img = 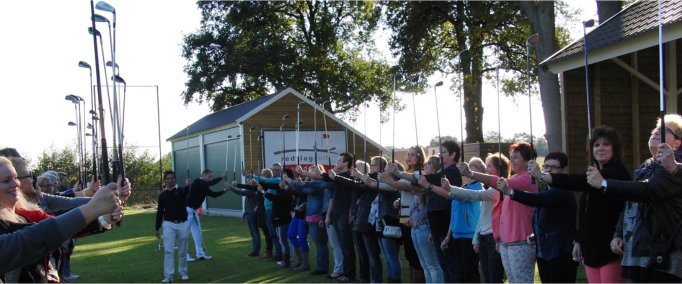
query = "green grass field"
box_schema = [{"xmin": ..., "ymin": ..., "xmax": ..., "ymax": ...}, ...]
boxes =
[{"xmin": 70, "ymin": 207, "xmax": 586, "ymax": 283}]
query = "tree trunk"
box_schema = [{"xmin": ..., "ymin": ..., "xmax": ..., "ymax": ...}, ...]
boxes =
[
  {"xmin": 520, "ymin": 1, "xmax": 563, "ymax": 152},
  {"xmin": 597, "ymin": 1, "xmax": 623, "ymax": 23}
]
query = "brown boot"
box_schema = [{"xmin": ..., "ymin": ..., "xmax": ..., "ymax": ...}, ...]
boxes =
[
  {"xmin": 278, "ymin": 254, "xmax": 291, "ymax": 269},
  {"xmin": 261, "ymin": 249, "xmax": 273, "ymax": 259}
]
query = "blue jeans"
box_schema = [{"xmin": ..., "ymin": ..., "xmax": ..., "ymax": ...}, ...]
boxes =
[
  {"xmin": 308, "ymin": 220, "xmax": 329, "ymax": 272},
  {"xmin": 432, "ymin": 231, "xmax": 458, "ymax": 282},
  {"xmin": 378, "ymin": 236, "xmax": 402, "ymax": 281},
  {"xmin": 412, "ymin": 225, "xmax": 443, "ymax": 283},
  {"xmin": 287, "ymin": 217, "xmax": 309, "ymax": 252},
  {"xmin": 245, "ymin": 211, "xmax": 261, "ymax": 254},
  {"xmin": 265, "ymin": 209, "xmax": 282, "ymax": 257},
  {"xmin": 276, "ymin": 222, "xmax": 291, "ymax": 255},
  {"xmin": 361, "ymin": 232, "xmax": 382, "ymax": 283},
  {"xmin": 333, "ymin": 214, "xmax": 355, "ymax": 280}
]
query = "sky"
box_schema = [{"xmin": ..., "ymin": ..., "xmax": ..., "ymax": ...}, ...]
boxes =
[{"xmin": 0, "ymin": 1, "xmax": 598, "ymax": 164}]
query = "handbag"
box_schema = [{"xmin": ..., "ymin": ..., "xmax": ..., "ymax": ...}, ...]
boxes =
[
  {"xmin": 383, "ymin": 223, "xmax": 402, "ymax": 239},
  {"xmin": 381, "ymin": 216, "xmax": 402, "ymax": 239}
]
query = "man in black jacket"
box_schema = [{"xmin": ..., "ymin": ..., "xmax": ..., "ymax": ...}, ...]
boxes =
[{"xmin": 186, "ymin": 169, "xmax": 228, "ymax": 261}]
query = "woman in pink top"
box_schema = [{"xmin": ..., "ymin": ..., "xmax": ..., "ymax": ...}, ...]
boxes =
[{"xmin": 460, "ymin": 142, "xmax": 538, "ymax": 283}]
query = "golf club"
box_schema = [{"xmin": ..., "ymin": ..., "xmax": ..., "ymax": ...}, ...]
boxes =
[
  {"xmin": 281, "ymin": 114, "xmax": 289, "ymax": 170},
  {"xmin": 456, "ymin": 50, "xmax": 468, "ymax": 163},
  {"xmin": 297, "ymin": 102, "xmax": 305, "ymax": 167},
  {"xmin": 582, "ymin": 20, "xmax": 595, "ymax": 165},
  {"xmin": 392, "ymin": 72, "xmax": 401, "ymax": 163},
  {"xmin": 78, "ymin": 61, "xmax": 98, "ymax": 179},
  {"xmin": 409, "ymin": 75, "xmax": 421, "ymax": 175},
  {"xmin": 378, "ymin": 96, "xmax": 387, "ymax": 173},
  {"xmin": 526, "ymin": 33, "xmax": 540, "ymax": 185},
  {"xmin": 321, "ymin": 101, "xmax": 331, "ymax": 168},
  {"xmin": 89, "ymin": 0, "xmax": 111, "ymax": 184},
  {"xmin": 496, "ymin": 66, "xmax": 502, "ymax": 171},
  {"xmin": 249, "ymin": 126, "xmax": 255, "ymax": 175},
  {"xmin": 226, "ymin": 135, "xmax": 232, "ymax": 171},
  {"xmin": 433, "ymin": 81, "xmax": 444, "ymax": 168},
  {"xmin": 657, "ymin": 0, "xmax": 665, "ymax": 143}
]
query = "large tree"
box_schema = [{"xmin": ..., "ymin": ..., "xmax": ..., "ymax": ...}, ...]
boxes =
[
  {"xmin": 520, "ymin": 1, "xmax": 563, "ymax": 152},
  {"xmin": 182, "ymin": 1, "xmax": 393, "ymax": 113},
  {"xmin": 384, "ymin": 1, "xmax": 535, "ymax": 143}
]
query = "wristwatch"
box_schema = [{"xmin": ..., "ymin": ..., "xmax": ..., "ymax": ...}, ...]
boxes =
[{"xmin": 600, "ymin": 179, "xmax": 608, "ymax": 193}]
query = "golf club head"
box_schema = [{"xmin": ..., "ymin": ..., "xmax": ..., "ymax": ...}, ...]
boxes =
[
  {"xmin": 458, "ymin": 50, "xmax": 469, "ymax": 58},
  {"xmin": 78, "ymin": 61, "xmax": 91, "ymax": 69},
  {"xmin": 583, "ymin": 19, "xmax": 595, "ymax": 28},
  {"xmin": 92, "ymin": 14, "xmax": 110, "ymax": 23},
  {"xmin": 88, "ymin": 27, "xmax": 101, "ymax": 37},
  {"xmin": 95, "ymin": 1, "xmax": 116, "ymax": 14},
  {"xmin": 112, "ymin": 75, "xmax": 126, "ymax": 84},
  {"xmin": 65, "ymin": 95, "xmax": 79, "ymax": 103},
  {"xmin": 106, "ymin": 61, "xmax": 119, "ymax": 69},
  {"xmin": 527, "ymin": 33, "xmax": 540, "ymax": 45}
]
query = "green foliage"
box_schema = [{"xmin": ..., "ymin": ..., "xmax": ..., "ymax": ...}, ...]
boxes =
[
  {"xmin": 428, "ymin": 135, "xmax": 459, "ymax": 146},
  {"xmin": 384, "ymin": 1, "xmax": 534, "ymax": 143},
  {"xmin": 32, "ymin": 145, "xmax": 168, "ymax": 205},
  {"xmin": 34, "ymin": 145, "xmax": 81, "ymax": 181},
  {"xmin": 182, "ymin": 1, "xmax": 393, "ymax": 114},
  {"xmin": 483, "ymin": 131, "xmax": 549, "ymax": 157}
]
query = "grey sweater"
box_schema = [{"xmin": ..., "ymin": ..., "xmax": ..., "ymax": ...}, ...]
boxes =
[{"xmin": 0, "ymin": 208, "xmax": 87, "ymax": 275}]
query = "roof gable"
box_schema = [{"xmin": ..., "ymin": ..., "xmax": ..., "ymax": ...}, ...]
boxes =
[
  {"xmin": 167, "ymin": 91, "xmax": 281, "ymax": 140},
  {"xmin": 541, "ymin": 0, "xmax": 682, "ymax": 72}
]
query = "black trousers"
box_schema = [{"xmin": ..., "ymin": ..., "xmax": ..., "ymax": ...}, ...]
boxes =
[
  {"xmin": 452, "ymin": 237, "xmax": 481, "ymax": 283},
  {"xmin": 537, "ymin": 253, "xmax": 578, "ymax": 283}
]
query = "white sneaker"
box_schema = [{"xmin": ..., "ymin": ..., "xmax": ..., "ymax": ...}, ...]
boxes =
[
  {"xmin": 63, "ymin": 274, "xmax": 80, "ymax": 281},
  {"xmin": 186, "ymin": 256, "xmax": 196, "ymax": 262},
  {"xmin": 161, "ymin": 277, "xmax": 173, "ymax": 283},
  {"xmin": 181, "ymin": 275, "xmax": 189, "ymax": 280},
  {"xmin": 197, "ymin": 255, "xmax": 213, "ymax": 260}
]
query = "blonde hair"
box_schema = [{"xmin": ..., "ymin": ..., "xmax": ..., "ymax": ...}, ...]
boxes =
[
  {"xmin": 260, "ymin": 168, "xmax": 273, "ymax": 178},
  {"xmin": 0, "ymin": 157, "xmax": 39, "ymax": 223},
  {"xmin": 657, "ymin": 114, "xmax": 682, "ymax": 137},
  {"xmin": 355, "ymin": 160, "xmax": 369, "ymax": 175},
  {"xmin": 469, "ymin": 157, "xmax": 486, "ymax": 173},
  {"xmin": 427, "ymin": 155, "xmax": 441, "ymax": 173}
]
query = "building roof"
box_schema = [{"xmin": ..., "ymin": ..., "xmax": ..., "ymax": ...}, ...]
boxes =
[
  {"xmin": 541, "ymin": 0, "xmax": 682, "ymax": 73},
  {"xmin": 167, "ymin": 91, "xmax": 280, "ymax": 140},
  {"xmin": 167, "ymin": 87, "xmax": 389, "ymax": 153}
]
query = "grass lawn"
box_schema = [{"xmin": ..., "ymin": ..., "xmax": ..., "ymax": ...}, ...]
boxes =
[{"xmin": 70, "ymin": 207, "xmax": 586, "ymax": 283}]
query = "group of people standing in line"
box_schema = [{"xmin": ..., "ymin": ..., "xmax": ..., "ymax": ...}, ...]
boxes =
[{"xmin": 156, "ymin": 114, "xmax": 682, "ymax": 283}]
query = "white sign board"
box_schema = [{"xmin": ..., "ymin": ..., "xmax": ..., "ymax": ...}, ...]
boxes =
[{"xmin": 263, "ymin": 130, "xmax": 347, "ymax": 171}]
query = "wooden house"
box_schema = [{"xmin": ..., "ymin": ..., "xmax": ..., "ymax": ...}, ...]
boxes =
[
  {"xmin": 167, "ymin": 88, "xmax": 386, "ymax": 216},
  {"xmin": 540, "ymin": 0, "xmax": 682, "ymax": 172}
]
